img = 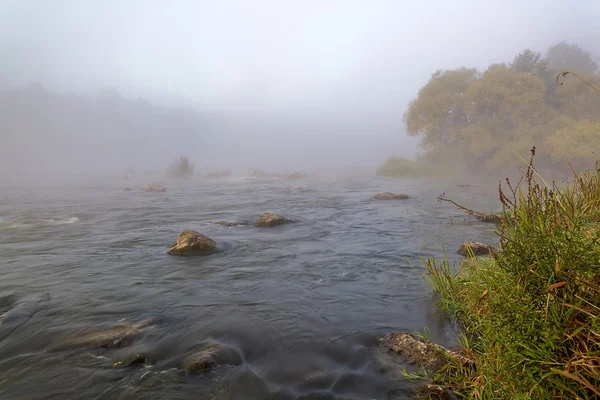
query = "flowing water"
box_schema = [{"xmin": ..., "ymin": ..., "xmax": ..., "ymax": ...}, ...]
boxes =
[{"xmin": 0, "ymin": 175, "xmax": 498, "ymax": 400}]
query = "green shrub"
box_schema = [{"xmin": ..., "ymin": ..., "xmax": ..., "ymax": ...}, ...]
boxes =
[
  {"xmin": 168, "ymin": 154, "xmax": 194, "ymax": 179},
  {"xmin": 425, "ymin": 149, "xmax": 600, "ymax": 399},
  {"xmin": 376, "ymin": 156, "xmax": 439, "ymax": 178}
]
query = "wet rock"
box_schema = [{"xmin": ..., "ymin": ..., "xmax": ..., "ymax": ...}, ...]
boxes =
[
  {"xmin": 63, "ymin": 320, "xmax": 155, "ymax": 349},
  {"xmin": 380, "ymin": 332, "xmax": 469, "ymax": 371},
  {"xmin": 287, "ymin": 172, "xmax": 306, "ymax": 180},
  {"xmin": 414, "ymin": 384, "xmax": 459, "ymax": 400},
  {"xmin": 141, "ymin": 183, "xmax": 166, "ymax": 193},
  {"xmin": 252, "ymin": 169, "xmax": 267, "ymax": 177},
  {"xmin": 213, "ymin": 221, "xmax": 247, "ymax": 227},
  {"xmin": 123, "ymin": 186, "xmax": 133, "ymax": 192},
  {"xmin": 373, "ymin": 193, "xmax": 409, "ymax": 200},
  {"xmin": 167, "ymin": 230, "xmax": 218, "ymax": 256},
  {"xmin": 253, "ymin": 213, "xmax": 292, "ymax": 228},
  {"xmin": 457, "ymin": 242, "xmax": 493, "ymax": 257},
  {"xmin": 182, "ymin": 344, "xmax": 220, "ymax": 373},
  {"xmin": 206, "ymin": 170, "xmax": 232, "ymax": 178},
  {"xmin": 113, "ymin": 353, "xmax": 148, "ymax": 368}
]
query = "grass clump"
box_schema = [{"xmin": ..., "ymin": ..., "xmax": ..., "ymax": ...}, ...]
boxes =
[
  {"xmin": 425, "ymin": 148, "xmax": 600, "ymax": 399},
  {"xmin": 168, "ymin": 154, "xmax": 195, "ymax": 179},
  {"xmin": 376, "ymin": 157, "xmax": 441, "ymax": 178}
]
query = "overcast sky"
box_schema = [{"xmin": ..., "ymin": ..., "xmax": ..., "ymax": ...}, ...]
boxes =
[{"xmin": 0, "ymin": 0, "xmax": 598, "ymax": 177}]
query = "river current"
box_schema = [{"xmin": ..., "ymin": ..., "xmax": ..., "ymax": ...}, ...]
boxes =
[{"xmin": 0, "ymin": 174, "xmax": 498, "ymax": 400}]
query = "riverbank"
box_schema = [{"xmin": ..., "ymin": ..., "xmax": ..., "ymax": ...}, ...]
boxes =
[{"xmin": 424, "ymin": 151, "xmax": 600, "ymax": 398}]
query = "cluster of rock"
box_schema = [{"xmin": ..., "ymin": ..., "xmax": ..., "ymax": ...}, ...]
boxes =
[{"xmin": 57, "ymin": 319, "xmax": 233, "ymax": 374}]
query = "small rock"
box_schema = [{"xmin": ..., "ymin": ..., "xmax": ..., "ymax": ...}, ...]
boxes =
[
  {"xmin": 167, "ymin": 230, "xmax": 219, "ymax": 256},
  {"xmin": 253, "ymin": 213, "xmax": 292, "ymax": 228},
  {"xmin": 457, "ymin": 242, "xmax": 493, "ymax": 257},
  {"xmin": 373, "ymin": 193, "xmax": 409, "ymax": 200},
  {"xmin": 123, "ymin": 186, "xmax": 133, "ymax": 192},
  {"xmin": 62, "ymin": 320, "xmax": 155, "ymax": 349},
  {"xmin": 182, "ymin": 344, "xmax": 220, "ymax": 373},
  {"xmin": 287, "ymin": 172, "xmax": 306, "ymax": 180},
  {"xmin": 141, "ymin": 183, "xmax": 166, "ymax": 193},
  {"xmin": 414, "ymin": 384, "xmax": 459, "ymax": 400},
  {"xmin": 252, "ymin": 170, "xmax": 267, "ymax": 177},
  {"xmin": 213, "ymin": 221, "xmax": 247, "ymax": 227},
  {"xmin": 113, "ymin": 353, "xmax": 148, "ymax": 368}
]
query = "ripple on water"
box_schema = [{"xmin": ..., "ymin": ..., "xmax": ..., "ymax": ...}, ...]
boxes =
[{"xmin": 0, "ymin": 177, "xmax": 498, "ymax": 399}]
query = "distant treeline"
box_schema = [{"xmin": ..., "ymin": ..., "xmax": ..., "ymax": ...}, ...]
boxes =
[
  {"xmin": 0, "ymin": 84, "xmax": 207, "ymax": 177},
  {"xmin": 386, "ymin": 42, "xmax": 600, "ymax": 176}
]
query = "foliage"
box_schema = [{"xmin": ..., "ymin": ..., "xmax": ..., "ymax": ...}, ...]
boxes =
[
  {"xmin": 424, "ymin": 151, "xmax": 600, "ymax": 399},
  {"xmin": 168, "ymin": 154, "xmax": 195, "ymax": 179},
  {"xmin": 510, "ymin": 49, "xmax": 545, "ymax": 74},
  {"xmin": 403, "ymin": 42, "xmax": 600, "ymax": 174},
  {"xmin": 546, "ymin": 42, "xmax": 599, "ymax": 76},
  {"xmin": 376, "ymin": 156, "xmax": 441, "ymax": 178}
]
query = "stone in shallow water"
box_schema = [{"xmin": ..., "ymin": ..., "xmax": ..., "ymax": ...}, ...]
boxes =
[
  {"xmin": 141, "ymin": 183, "xmax": 166, "ymax": 193},
  {"xmin": 457, "ymin": 242, "xmax": 493, "ymax": 257},
  {"xmin": 62, "ymin": 320, "xmax": 155, "ymax": 349},
  {"xmin": 167, "ymin": 230, "xmax": 219, "ymax": 256},
  {"xmin": 213, "ymin": 221, "xmax": 247, "ymax": 227},
  {"xmin": 253, "ymin": 213, "xmax": 292, "ymax": 228},
  {"xmin": 181, "ymin": 344, "xmax": 220, "ymax": 373},
  {"xmin": 373, "ymin": 193, "xmax": 409, "ymax": 200}
]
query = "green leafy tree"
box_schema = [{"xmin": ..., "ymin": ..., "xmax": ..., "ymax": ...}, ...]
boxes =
[
  {"xmin": 547, "ymin": 120, "xmax": 600, "ymax": 168},
  {"xmin": 403, "ymin": 68, "xmax": 478, "ymax": 151},
  {"xmin": 546, "ymin": 42, "xmax": 599, "ymax": 75},
  {"xmin": 510, "ymin": 49, "xmax": 545, "ymax": 74}
]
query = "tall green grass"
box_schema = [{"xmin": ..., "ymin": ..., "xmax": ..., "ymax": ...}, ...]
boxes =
[{"xmin": 425, "ymin": 148, "xmax": 600, "ymax": 399}]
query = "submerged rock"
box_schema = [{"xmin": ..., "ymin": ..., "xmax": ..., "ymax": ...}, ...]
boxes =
[
  {"xmin": 373, "ymin": 193, "xmax": 409, "ymax": 200},
  {"xmin": 167, "ymin": 230, "xmax": 219, "ymax": 256},
  {"xmin": 182, "ymin": 344, "xmax": 220, "ymax": 373},
  {"xmin": 457, "ymin": 242, "xmax": 493, "ymax": 257},
  {"xmin": 253, "ymin": 213, "xmax": 292, "ymax": 228},
  {"xmin": 141, "ymin": 183, "xmax": 166, "ymax": 193},
  {"xmin": 112, "ymin": 353, "xmax": 148, "ymax": 368},
  {"xmin": 206, "ymin": 170, "xmax": 232, "ymax": 178},
  {"xmin": 213, "ymin": 221, "xmax": 247, "ymax": 227},
  {"xmin": 122, "ymin": 186, "xmax": 133, "ymax": 192},
  {"xmin": 62, "ymin": 320, "xmax": 155, "ymax": 349}
]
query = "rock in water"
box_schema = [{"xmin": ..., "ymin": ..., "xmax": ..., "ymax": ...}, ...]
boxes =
[
  {"xmin": 167, "ymin": 230, "xmax": 218, "ymax": 256},
  {"xmin": 287, "ymin": 172, "xmax": 306, "ymax": 180},
  {"xmin": 380, "ymin": 332, "xmax": 472, "ymax": 371},
  {"xmin": 61, "ymin": 320, "xmax": 155, "ymax": 349},
  {"xmin": 141, "ymin": 183, "xmax": 166, "ymax": 193},
  {"xmin": 213, "ymin": 221, "xmax": 247, "ymax": 227},
  {"xmin": 253, "ymin": 213, "xmax": 291, "ymax": 228},
  {"xmin": 251, "ymin": 169, "xmax": 267, "ymax": 177},
  {"xmin": 457, "ymin": 242, "xmax": 492, "ymax": 257},
  {"xmin": 182, "ymin": 344, "xmax": 220, "ymax": 373},
  {"xmin": 373, "ymin": 193, "xmax": 409, "ymax": 200},
  {"xmin": 123, "ymin": 186, "xmax": 133, "ymax": 192}
]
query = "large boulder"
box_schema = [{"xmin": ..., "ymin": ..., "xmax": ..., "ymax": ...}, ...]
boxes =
[
  {"xmin": 182, "ymin": 344, "xmax": 220, "ymax": 373},
  {"xmin": 206, "ymin": 170, "xmax": 232, "ymax": 178},
  {"xmin": 457, "ymin": 242, "xmax": 493, "ymax": 257},
  {"xmin": 141, "ymin": 183, "xmax": 166, "ymax": 193},
  {"xmin": 253, "ymin": 213, "xmax": 291, "ymax": 228},
  {"xmin": 373, "ymin": 193, "xmax": 409, "ymax": 200},
  {"xmin": 167, "ymin": 230, "xmax": 219, "ymax": 256}
]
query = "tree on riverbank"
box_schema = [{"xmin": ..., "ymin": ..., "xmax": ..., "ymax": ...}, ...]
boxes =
[{"xmin": 387, "ymin": 41, "xmax": 600, "ymax": 177}]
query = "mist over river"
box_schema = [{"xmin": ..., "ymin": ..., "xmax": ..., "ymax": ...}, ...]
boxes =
[{"xmin": 0, "ymin": 174, "xmax": 498, "ymax": 399}]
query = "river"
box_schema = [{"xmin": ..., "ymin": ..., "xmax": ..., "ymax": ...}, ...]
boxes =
[{"xmin": 0, "ymin": 174, "xmax": 498, "ymax": 399}]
